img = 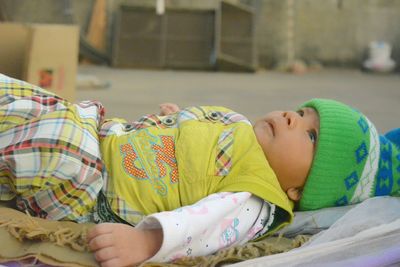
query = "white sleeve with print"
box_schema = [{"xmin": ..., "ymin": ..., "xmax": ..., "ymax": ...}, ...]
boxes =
[{"xmin": 135, "ymin": 192, "xmax": 271, "ymax": 263}]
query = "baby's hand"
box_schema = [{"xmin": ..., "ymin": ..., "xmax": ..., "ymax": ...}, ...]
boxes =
[
  {"xmin": 159, "ymin": 103, "xmax": 180, "ymax": 116},
  {"xmin": 87, "ymin": 223, "xmax": 162, "ymax": 267}
]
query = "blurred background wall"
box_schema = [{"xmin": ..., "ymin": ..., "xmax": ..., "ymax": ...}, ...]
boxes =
[{"xmin": 1, "ymin": 0, "xmax": 399, "ymax": 70}]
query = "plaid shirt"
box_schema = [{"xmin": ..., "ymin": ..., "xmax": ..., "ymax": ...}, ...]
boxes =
[{"xmin": 0, "ymin": 74, "xmax": 106, "ymax": 222}]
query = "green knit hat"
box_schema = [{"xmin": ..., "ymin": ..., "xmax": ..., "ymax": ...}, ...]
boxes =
[{"xmin": 298, "ymin": 98, "xmax": 400, "ymax": 211}]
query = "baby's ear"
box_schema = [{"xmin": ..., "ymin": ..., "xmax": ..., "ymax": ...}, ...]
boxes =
[{"xmin": 286, "ymin": 188, "xmax": 302, "ymax": 202}]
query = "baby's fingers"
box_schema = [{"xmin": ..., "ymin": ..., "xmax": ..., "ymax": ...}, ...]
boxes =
[
  {"xmin": 87, "ymin": 223, "xmax": 116, "ymax": 250},
  {"xmin": 94, "ymin": 246, "xmax": 117, "ymax": 261},
  {"xmin": 87, "ymin": 223, "xmax": 114, "ymax": 240},
  {"xmin": 98, "ymin": 257, "xmax": 126, "ymax": 267},
  {"xmin": 159, "ymin": 103, "xmax": 180, "ymax": 115},
  {"xmin": 88, "ymin": 232, "xmax": 114, "ymax": 251}
]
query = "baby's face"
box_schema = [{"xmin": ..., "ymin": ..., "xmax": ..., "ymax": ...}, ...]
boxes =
[{"xmin": 253, "ymin": 107, "xmax": 320, "ymax": 200}]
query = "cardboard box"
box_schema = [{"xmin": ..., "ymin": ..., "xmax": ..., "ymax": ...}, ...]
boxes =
[{"xmin": 0, "ymin": 23, "xmax": 79, "ymax": 102}]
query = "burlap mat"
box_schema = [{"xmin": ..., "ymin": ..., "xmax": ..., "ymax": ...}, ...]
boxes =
[
  {"xmin": 0, "ymin": 206, "xmax": 98, "ymax": 267},
  {"xmin": 144, "ymin": 235, "xmax": 309, "ymax": 267},
  {"xmin": 0, "ymin": 205, "xmax": 309, "ymax": 267}
]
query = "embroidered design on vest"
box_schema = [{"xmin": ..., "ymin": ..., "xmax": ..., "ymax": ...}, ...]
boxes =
[
  {"xmin": 120, "ymin": 129, "xmax": 179, "ymax": 196},
  {"xmin": 120, "ymin": 143, "xmax": 147, "ymax": 179},
  {"xmin": 153, "ymin": 136, "xmax": 179, "ymax": 183}
]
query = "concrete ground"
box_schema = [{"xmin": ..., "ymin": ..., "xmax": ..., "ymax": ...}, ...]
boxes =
[{"xmin": 77, "ymin": 66, "xmax": 400, "ymax": 133}]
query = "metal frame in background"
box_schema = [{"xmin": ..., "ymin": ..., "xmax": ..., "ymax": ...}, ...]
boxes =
[
  {"xmin": 215, "ymin": 0, "xmax": 257, "ymax": 72},
  {"xmin": 112, "ymin": 1, "xmax": 257, "ymax": 72}
]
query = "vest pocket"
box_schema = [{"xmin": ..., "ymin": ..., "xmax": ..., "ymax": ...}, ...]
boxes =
[{"xmin": 214, "ymin": 128, "xmax": 234, "ymax": 176}]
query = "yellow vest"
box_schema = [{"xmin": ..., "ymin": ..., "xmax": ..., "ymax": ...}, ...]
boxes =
[{"xmin": 100, "ymin": 106, "xmax": 293, "ymax": 233}]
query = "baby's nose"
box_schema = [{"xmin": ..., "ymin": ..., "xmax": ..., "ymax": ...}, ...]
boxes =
[{"xmin": 283, "ymin": 111, "xmax": 298, "ymax": 127}]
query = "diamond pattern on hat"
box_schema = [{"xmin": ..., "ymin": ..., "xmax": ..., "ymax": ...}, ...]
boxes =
[
  {"xmin": 355, "ymin": 142, "xmax": 368, "ymax": 163},
  {"xmin": 375, "ymin": 137, "xmax": 393, "ymax": 195},
  {"xmin": 350, "ymin": 115, "xmax": 380, "ymax": 204},
  {"xmin": 358, "ymin": 117, "xmax": 369, "ymax": 133},
  {"xmin": 353, "ymin": 177, "xmax": 372, "ymax": 202},
  {"xmin": 299, "ymin": 99, "xmax": 400, "ymax": 210},
  {"xmin": 345, "ymin": 171, "xmax": 359, "ymax": 190},
  {"xmin": 379, "ymin": 177, "xmax": 392, "ymax": 192},
  {"xmin": 335, "ymin": 196, "xmax": 348, "ymax": 206}
]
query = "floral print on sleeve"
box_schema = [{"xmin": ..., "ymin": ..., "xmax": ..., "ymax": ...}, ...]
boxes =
[{"xmin": 136, "ymin": 192, "xmax": 273, "ymax": 263}]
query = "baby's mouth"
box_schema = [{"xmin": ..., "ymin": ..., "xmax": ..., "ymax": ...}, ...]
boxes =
[{"xmin": 267, "ymin": 121, "xmax": 275, "ymax": 137}]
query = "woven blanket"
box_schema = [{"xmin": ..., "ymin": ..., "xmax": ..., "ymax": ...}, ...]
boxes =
[{"xmin": 0, "ymin": 204, "xmax": 309, "ymax": 267}]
